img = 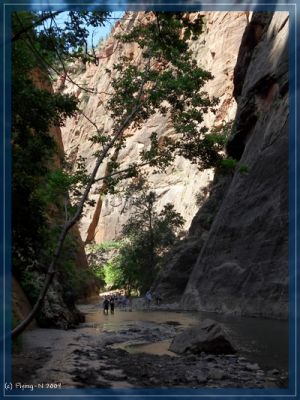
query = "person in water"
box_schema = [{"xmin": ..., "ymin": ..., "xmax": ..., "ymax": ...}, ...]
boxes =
[
  {"xmin": 109, "ymin": 297, "xmax": 115, "ymax": 314},
  {"xmin": 103, "ymin": 298, "xmax": 109, "ymax": 315},
  {"xmin": 154, "ymin": 291, "xmax": 162, "ymax": 305},
  {"xmin": 145, "ymin": 290, "xmax": 152, "ymax": 309}
]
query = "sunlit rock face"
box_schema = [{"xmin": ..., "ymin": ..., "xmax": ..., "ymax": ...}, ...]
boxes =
[
  {"xmin": 181, "ymin": 12, "xmax": 289, "ymax": 319},
  {"xmin": 60, "ymin": 12, "xmax": 247, "ymax": 243}
]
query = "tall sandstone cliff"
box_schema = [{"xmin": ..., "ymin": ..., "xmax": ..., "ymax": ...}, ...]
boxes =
[
  {"xmin": 179, "ymin": 12, "xmax": 288, "ymax": 319},
  {"xmin": 60, "ymin": 12, "xmax": 247, "ymax": 243}
]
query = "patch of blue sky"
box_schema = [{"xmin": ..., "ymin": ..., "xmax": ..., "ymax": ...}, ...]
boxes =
[
  {"xmin": 87, "ymin": 11, "xmax": 125, "ymax": 48},
  {"xmin": 39, "ymin": 10, "xmax": 124, "ymax": 49}
]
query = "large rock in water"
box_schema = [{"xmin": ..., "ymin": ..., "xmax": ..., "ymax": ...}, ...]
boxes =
[
  {"xmin": 181, "ymin": 12, "xmax": 289, "ymax": 319},
  {"xmin": 169, "ymin": 319, "xmax": 236, "ymax": 355}
]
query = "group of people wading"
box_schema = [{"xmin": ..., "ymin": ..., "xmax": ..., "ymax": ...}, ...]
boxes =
[
  {"xmin": 102, "ymin": 296, "xmax": 115, "ymax": 314},
  {"xmin": 101, "ymin": 289, "xmax": 163, "ymax": 314},
  {"xmin": 101, "ymin": 292, "xmax": 132, "ymax": 314}
]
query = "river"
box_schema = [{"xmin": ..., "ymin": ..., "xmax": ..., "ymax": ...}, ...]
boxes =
[
  {"xmin": 81, "ymin": 300, "xmax": 288, "ymax": 372},
  {"xmin": 13, "ymin": 299, "xmax": 288, "ymax": 388}
]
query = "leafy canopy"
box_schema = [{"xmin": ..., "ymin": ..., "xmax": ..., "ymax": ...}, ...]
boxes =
[{"xmin": 101, "ymin": 176, "xmax": 184, "ymax": 295}]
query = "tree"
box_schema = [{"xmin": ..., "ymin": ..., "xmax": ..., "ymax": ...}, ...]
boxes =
[
  {"xmin": 103, "ymin": 176, "xmax": 184, "ymax": 295},
  {"xmin": 11, "ymin": 11, "xmax": 224, "ymax": 337},
  {"xmin": 11, "ymin": 10, "xmax": 110, "ymax": 336}
]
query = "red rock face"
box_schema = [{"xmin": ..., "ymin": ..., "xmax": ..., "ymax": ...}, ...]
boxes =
[{"xmin": 59, "ymin": 12, "xmax": 247, "ymax": 244}]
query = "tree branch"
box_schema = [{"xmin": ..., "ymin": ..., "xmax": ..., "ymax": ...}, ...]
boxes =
[
  {"xmin": 14, "ymin": 13, "xmax": 113, "ymax": 97},
  {"xmin": 12, "ymin": 11, "xmax": 61, "ymax": 42}
]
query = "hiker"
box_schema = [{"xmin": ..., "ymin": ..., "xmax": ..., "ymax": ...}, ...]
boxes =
[
  {"xmin": 103, "ymin": 298, "xmax": 109, "ymax": 315},
  {"xmin": 145, "ymin": 290, "xmax": 152, "ymax": 309},
  {"xmin": 110, "ymin": 297, "xmax": 115, "ymax": 314},
  {"xmin": 154, "ymin": 291, "xmax": 162, "ymax": 305}
]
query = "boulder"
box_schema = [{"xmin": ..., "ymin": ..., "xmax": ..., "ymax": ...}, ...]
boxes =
[{"xmin": 169, "ymin": 319, "xmax": 236, "ymax": 355}]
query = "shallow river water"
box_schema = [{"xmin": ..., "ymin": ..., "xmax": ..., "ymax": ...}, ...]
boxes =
[{"xmin": 81, "ymin": 302, "xmax": 288, "ymax": 372}]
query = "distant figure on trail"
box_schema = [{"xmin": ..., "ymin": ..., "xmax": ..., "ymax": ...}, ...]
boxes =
[
  {"xmin": 109, "ymin": 297, "xmax": 115, "ymax": 314},
  {"xmin": 145, "ymin": 290, "xmax": 152, "ymax": 309},
  {"xmin": 103, "ymin": 298, "xmax": 109, "ymax": 315}
]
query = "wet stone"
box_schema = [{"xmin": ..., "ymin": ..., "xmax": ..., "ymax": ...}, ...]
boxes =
[
  {"xmin": 209, "ymin": 369, "xmax": 224, "ymax": 380},
  {"xmin": 269, "ymin": 369, "xmax": 280, "ymax": 375},
  {"xmin": 245, "ymin": 363, "xmax": 260, "ymax": 371},
  {"xmin": 196, "ymin": 374, "xmax": 208, "ymax": 384},
  {"xmin": 185, "ymin": 374, "xmax": 194, "ymax": 383},
  {"xmin": 102, "ymin": 369, "xmax": 127, "ymax": 380},
  {"xmin": 204, "ymin": 355, "xmax": 216, "ymax": 362}
]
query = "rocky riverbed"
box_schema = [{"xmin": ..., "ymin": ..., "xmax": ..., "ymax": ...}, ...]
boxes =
[{"xmin": 13, "ymin": 303, "xmax": 288, "ymax": 389}]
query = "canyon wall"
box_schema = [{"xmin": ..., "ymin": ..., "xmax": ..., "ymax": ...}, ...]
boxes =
[
  {"xmin": 180, "ymin": 12, "xmax": 288, "ymax": 319},
  {"xmin": 60, "ymin": 12, "xmax": 247, "ymax": 243},
  {"xmin": 60, "ymin": 11, "xmax": 289, "ymax": 319}
]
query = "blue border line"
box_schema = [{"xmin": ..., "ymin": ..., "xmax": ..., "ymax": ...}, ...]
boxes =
[
  {"xmin": 2, "ymin": 0, "xmax": 12, "ymax": 397},
  {"xmin": 1, "ymin": 1, "xmax": 298, "ymax": 399},
  {"xmin": 0, "ymin": 0, "xmax": 5, "ymax": 398},
  {"xmin": 288, "ymin": 2, "xmax": 297, "ymax": 397}
]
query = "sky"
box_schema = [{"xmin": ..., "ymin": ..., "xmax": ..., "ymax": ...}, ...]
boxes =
[
  {"xmin": 84, "ymin": 11, "xmax": 124, "ymax": 48},
  {"xmin": 50, "ymin": 11, "xmax": 125, "ymax": 49}
]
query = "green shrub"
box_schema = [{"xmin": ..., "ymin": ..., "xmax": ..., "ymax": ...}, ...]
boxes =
[
  {"xmin": 219, "ymin": 157, "xmax": 238, "ymax": 173},
  {"xmin": 87, "ymin": 240, "xmax": 122, "ymax": 253},
  {"xmin": 239, "ymin": 164, "xmax": 249, "ymax": 174}
]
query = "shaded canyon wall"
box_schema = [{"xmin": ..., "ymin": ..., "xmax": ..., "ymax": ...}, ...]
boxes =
[{"xmin": 178, "ymin": 12, "xmax": 288, "ymax": 319}]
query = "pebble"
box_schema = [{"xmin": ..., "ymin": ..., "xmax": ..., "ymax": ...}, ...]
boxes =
[
  {"xmin": 102, "ymin": 369, "xmax": 127, "ymax": 380},
  {"xmin": 269, "ymin": 369, "xmax": 280, "ymax": 375}
]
